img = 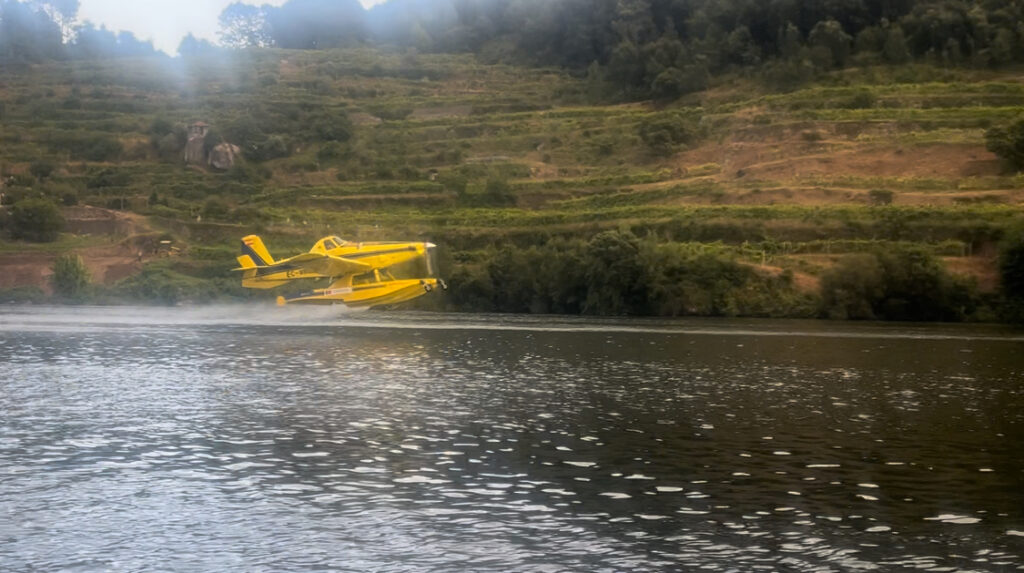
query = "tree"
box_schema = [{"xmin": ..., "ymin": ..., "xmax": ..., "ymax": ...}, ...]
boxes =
[
  {"xmin": 39, "ymin": 0, "xmax": 79, "ymax": 42},
  {"xmin": 779, "ymin": 22, "xmax": 803, "ymax": 60},
  {"xmin": 218, "ymin": 2, "xmax": 271, "ymax": 48},
  {"xmin": 265, "ymin": 0, "xmax": 368, "ymax": 49},
  {"xmin": 10, "ymin": 198, "xmax": 64, "ymax": 242},
  {"xmin": 582, "ymin": 230, "xmax": 647, "ymax": 315},
  {"xmin": 178, "ymin": 33, "xmax": 218, "ymax": 56},
  {"xmin": 883, "ymin": 26, "xmax": 911, "ymax": 64},
  {"xmin": 69, "ymin": 21, "xmax": 158, "ymax": 59},
  {"xmin": 854, "ymin": 25, "xmax": 886, "ymax": 55},
  {"xmin": 999, "ymin": 230, "xmax": 1024, "ymax": 301},
  {"xmin": 51, "ymin": 253, "xmax": 90, "ymax": 298},
  {"xmin": 820, "ymin": 254, "xmax": 885, "ymax": 319},
  {"xmin": 990, "ymin": 27, "xmax": 1017, "ymax": 65},
  {"xmin": 808, "ymin": 19, "xmax": 852, "ymax": 68},
  {"xmin": 0, "ymin": 0, "xmax": 64, "ymax": 61},
  {"xmin": 607, "ymin": 40, "xmax": 646, "ymax": 89}
]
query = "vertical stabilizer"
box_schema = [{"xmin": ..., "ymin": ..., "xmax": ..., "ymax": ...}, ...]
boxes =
[{"xmin": 240, "ymin": 235, "xmax": 274, "ymax": 267}]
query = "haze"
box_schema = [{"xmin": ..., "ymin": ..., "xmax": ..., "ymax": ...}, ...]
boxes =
[{"xmin": 77, "ymin": 0, "xmax": 386, "ymax": 55}]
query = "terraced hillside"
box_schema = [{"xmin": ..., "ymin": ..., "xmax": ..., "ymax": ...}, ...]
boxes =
[{"xmin": 0, "ymin": 50, "xmax": 1022, "ymax": 316}]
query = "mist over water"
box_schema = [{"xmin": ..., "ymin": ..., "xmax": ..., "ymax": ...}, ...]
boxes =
[{"xmin": 1, "ymin": 307, "xmax": 1022, "ymax": 571}]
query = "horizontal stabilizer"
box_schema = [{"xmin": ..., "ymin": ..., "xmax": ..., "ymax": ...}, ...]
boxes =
[{"xmin": 234, "ymin": 254, "xmax": 256, "ymax": 270}]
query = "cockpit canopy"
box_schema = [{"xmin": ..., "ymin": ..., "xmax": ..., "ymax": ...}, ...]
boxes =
[{"xmin": 315, "ymin": 236, "xmax": 349, "ymax": 253}]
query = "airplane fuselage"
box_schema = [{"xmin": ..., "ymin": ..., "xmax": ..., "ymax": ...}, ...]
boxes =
[{"xmin": 235, "ymin": 235, "xmax": 443, "ymax": 308}]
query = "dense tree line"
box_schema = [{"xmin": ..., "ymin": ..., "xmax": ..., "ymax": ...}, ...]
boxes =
[
  {"xmin": 216, "ymin": 0, "xmax": 1024, "ymax": 97},
  {"xmin": 5, "ymin": 0, "xmax": 1024, "ymax": 96},
  {"xmin": 0, "ymin": 0, "xmax": 160, "ymax": 61},
  {"xmin": 442, "ymin": 230, "xmax": 997, "ymax": 320},
  {"xmin": 446, "ymin": 230, "xmax": 816, "ymax": 317}
]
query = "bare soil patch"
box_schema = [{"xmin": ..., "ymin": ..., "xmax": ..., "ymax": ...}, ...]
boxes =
[
  {"xmin": 943, "ymin": 256, "xmax": 1000, "ymax": 293},
  {"xmin": 676, "ymin": 139, "xmax": 1001, "ymax": 182},
  {"xmin": 0, "ymin": 207, "xmax": 154, "ymax": 291}
]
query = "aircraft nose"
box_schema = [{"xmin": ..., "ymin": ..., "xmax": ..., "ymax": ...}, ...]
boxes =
[{"xmin": 425, "ymin": 242, "xmax": 436, "ymax": 248}]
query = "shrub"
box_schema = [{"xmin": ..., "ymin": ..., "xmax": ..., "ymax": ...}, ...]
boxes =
[
  {"xmin": 156, "ymin": 132, "xmax": 184, "ymax": 156},
  {"xmin": 247, "ymin": 135, "xmax": 290, "ymax": 162},
  {"xmin": 985, "ymin": 117, "xmax": 1024, "ymax": 171},
  {"xmin": 483, "ymin": 177, "xmax": 515, "ymax": 206},
  {"xmin": 868, "ymin": 189, "xmax": 894, "ymax": 205},
  {"xmin": 201, "ymin": 196, "xmax": 231, "ymax": 221},
  {"xmin": 762, "ymin": 58, "xmax": 814, "ymax": 91},
  {"xmin": 29, "ymin": 159, "xmax": 56, "ymax": 180},
  {"xmin": 47, "ymin": 132, "xmax": 123, "ymax": 162},
  {"xmin": 637, "ymin": 111, "xmax": 701, "ymax": 156},
  {"xmin": 226, "ymin": 163, "xmax": 267, "ymax": 183},
  {"xmin": 5, "ymin": 173, "xmax": 35, "ymax": 187},
  {"xmin": 10, "ymin": 198, "xmax": 64, "ymax": 242},
  {"xmin": 312, "ymin": 111, "xmax": 353, "ymax": 142},
  {"xmin": 150, "ymin": 117, "xmax": 175, "ymax": 136},
  {"xmin": 369, "ymin": 106, "xmax": 413, "ymax": 121},
  {"xmin": 317, "ymin": 141, "xmax": 348, "ymax": 163},
  {"xmin": 843, "ymin": 89, "xmax": 876, "ymax": 109},
  {"xmin": 51, "ymin": 254, "xmax": 91, "ymax": 299},
  {"xmin": 86, "ymin": 168, "xmax": 132, "ymax": 189}
]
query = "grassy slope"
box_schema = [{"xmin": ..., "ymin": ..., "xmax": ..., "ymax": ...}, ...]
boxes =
[{"xmin": 1, "ymin": 49, "xmax": 1022, "ymax": 303}]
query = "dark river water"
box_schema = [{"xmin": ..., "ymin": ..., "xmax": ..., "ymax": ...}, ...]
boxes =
[{"xmin": 1, "ymin": 306, "xmax": 1023, "ymax": 572}]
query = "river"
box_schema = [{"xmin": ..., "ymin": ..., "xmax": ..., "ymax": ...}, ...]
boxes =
[{"xmin": 1, "ymin": 306, "xmax": 1022, "ymax": 572}]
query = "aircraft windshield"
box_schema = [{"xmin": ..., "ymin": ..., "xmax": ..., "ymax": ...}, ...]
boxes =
[
  {"xmin": 322, "ymin": 239, "xmax": 338, "ymax": 250},
  {"xmin": 331, "ymin": 236, "xmax": 348, "ymax": 246}
]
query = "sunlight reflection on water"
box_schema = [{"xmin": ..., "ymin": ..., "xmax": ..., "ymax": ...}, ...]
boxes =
[{"xmin": 1, "ymin": 306, "xmax": 1022, "ymax": 571}]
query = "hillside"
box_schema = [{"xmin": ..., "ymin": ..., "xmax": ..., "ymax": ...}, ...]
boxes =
[{"xmin": 1, "ymin": 49, "xmax": 1022, "ymax": 318}]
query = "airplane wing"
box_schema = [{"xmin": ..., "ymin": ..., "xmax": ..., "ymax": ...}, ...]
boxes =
[{"xmin": 285, "ymin": 253, "xmax": 373, "ymax": 276}]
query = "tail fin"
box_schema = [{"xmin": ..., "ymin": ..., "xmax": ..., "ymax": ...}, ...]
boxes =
[{"xmin": 237, "ymin": 235, "xmax": 275, "ymax": 268}]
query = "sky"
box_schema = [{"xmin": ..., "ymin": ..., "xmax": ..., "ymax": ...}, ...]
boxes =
[{"xmin": 76, "ymin": 0, "xmax": 387, "ymax": 55}]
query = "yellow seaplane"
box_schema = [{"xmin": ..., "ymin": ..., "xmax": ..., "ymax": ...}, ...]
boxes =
[{"xmin": 234, "ymin": 234, "xmax": 445, "ymax": 307}]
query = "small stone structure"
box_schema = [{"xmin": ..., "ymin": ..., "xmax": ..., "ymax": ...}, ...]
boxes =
[
  {"xmin": 183, "ymin": 121, "xmax": 240, "ymax": 170},
  {"xmin": 183, "ymin": 121, "xmax": 209, "ymax": 165}
]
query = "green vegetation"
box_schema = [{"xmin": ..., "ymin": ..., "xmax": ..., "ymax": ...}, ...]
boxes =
[
  {"xmin": 1, "ymin": 1, "xmax": 1023, "ymax": 321},
  {"xmin": 986, "ymin": 117, "xmax": 1024, "ymax": 171},
  {"xmin": 9, "ymin": 199, "xmax": 64, "ymax": 242},
  {"xmin": 446, "ymin": 231, "xmax": 815, "ymax": 317},
  {"xmin": 819, "ymin": 247, "xmax": 976, "ymax": 321},
  {"xmin": 999, "ymin": 229, "xmax": 1024, "ymax": 322},
  {"xmin": 51, "ymin": 253, "xmax": 90, "ymax": 299}
]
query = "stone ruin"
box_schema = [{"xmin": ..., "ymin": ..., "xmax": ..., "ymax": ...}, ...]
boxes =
[{"xmin": 184, "ymin": 121, "xmax": 241, "ymax": 171}]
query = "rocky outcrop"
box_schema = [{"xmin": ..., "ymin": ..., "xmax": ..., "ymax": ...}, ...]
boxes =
[
  {"xmin": 183, "ymin": 121, "xmax": 241, "ymax": 170},
  {"xmin": 208, "ymin": 143, "xmax": 242, "ymax": 170}
]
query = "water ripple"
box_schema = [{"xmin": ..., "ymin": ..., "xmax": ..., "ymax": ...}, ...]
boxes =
[{"xmin": 1, "ymin": 308, "xmax": 1022, "ymax": 571}]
